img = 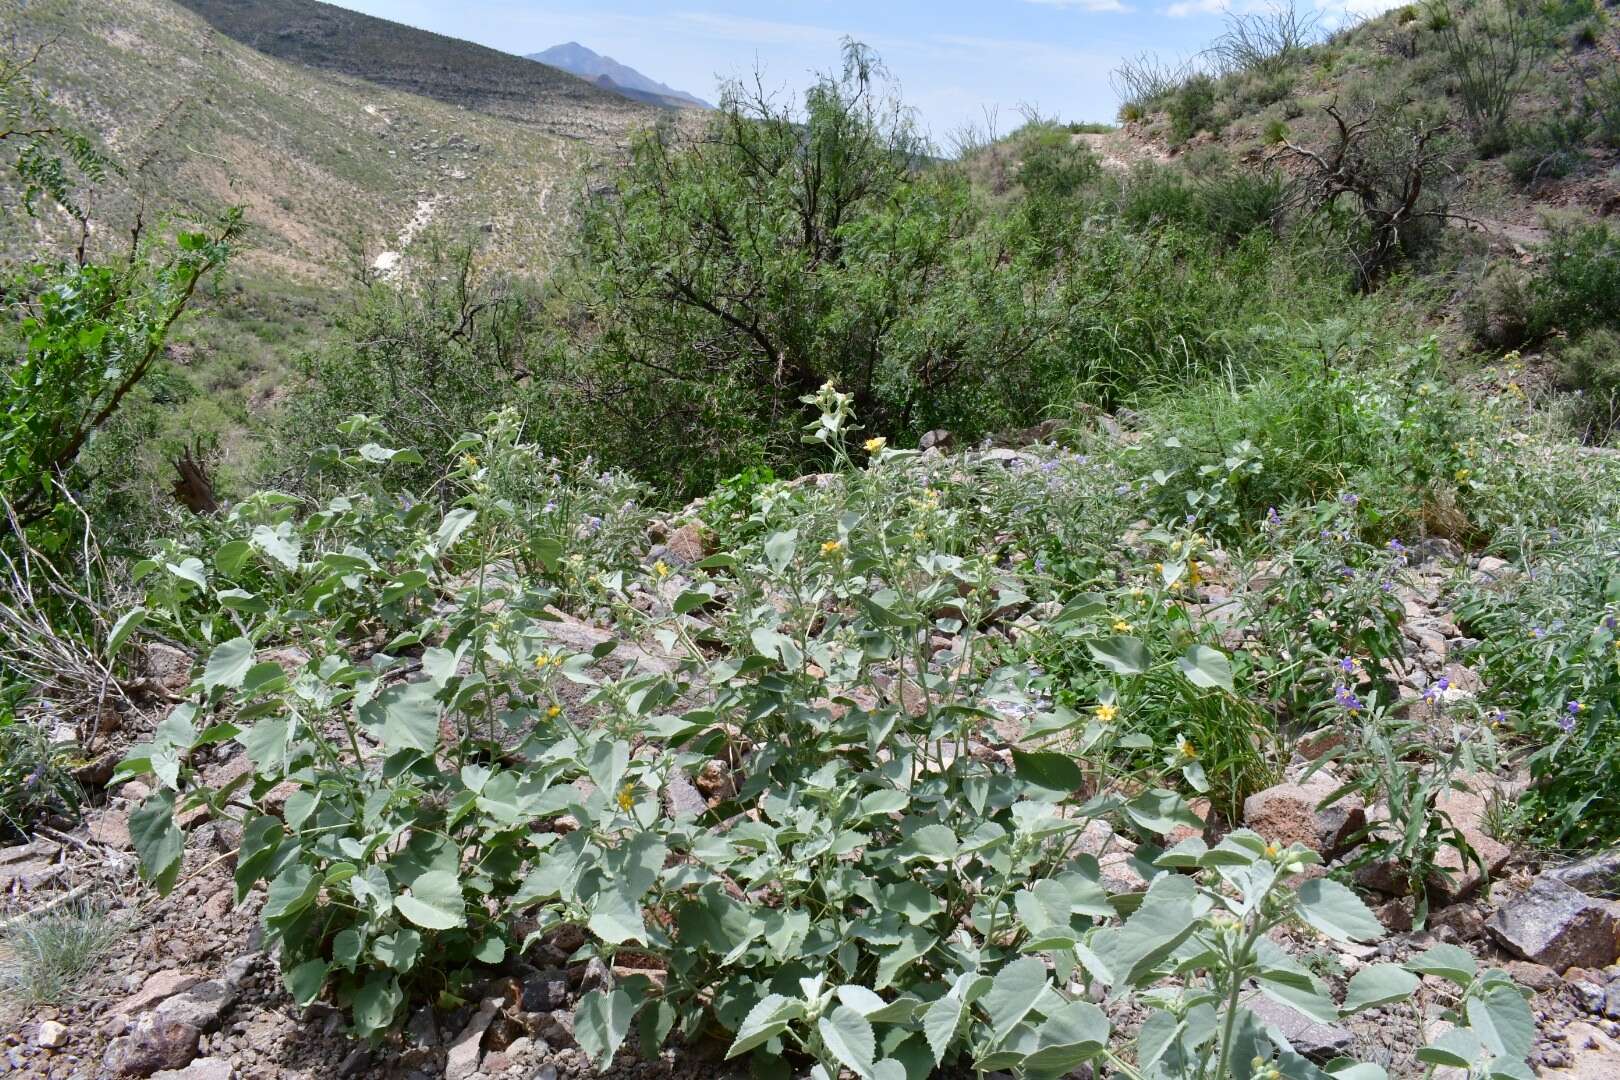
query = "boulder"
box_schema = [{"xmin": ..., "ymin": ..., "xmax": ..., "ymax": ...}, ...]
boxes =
[
  {"xmin": 104, "ymin": 1013, "xmax": 200, "ymax": 1077},
  {"xmin": 115, "ymin": 971, "xmax": 205, "ymax": 1017},
  {"xmin": 918, "ymin": 429, "xmax": 955, "ymax": 452},
  {"xmin": 35, "ymin": 1020, "xmax": 68, "ymax": 1048},
  {"xmin": 663, "ymin": 522, "xmax": 710, "ymax": 566},
  {"xmin": 141, "ymin": 643, "xmax": 193, "ymax": 693},
  {"xmin": 1487, "ymin": 876, "xmax": 1620, "ymax": 973},
  {"xmin": 520, "ymin": 970, "xmax": 571, "ymax": 1013},
  {"xmin": 1243, "ymin": 772, "xmax": 1364, "ymax": 859}
]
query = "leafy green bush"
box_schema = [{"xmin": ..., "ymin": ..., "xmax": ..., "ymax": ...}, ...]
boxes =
[
  {"xmin": 1168, "ymin": 74, "xmax": 1220, "ymax": 143},
  {"xmin": 112, "ymin": 393, "xmax": 1540, "ymax": 1077},
  {"xmin": 1504, "ymin": 111, "xmax": 1591, "ymax": 184},
  {"xmin": 1530, "ymin": 220, "xmax": 1620, "ymax": 337},
  {"xmin": 1555, "ymin": 328, "xmax": 1620, "ymax": 441},
  {"xmin": 279, "ymin": 237, "xmax": 553, "ymax": 494}
]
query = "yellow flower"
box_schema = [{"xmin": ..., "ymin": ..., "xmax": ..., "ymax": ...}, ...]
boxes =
[
  {"xmin": 864, "ymin": 436, "xmax": 887, "ymax": 453},
  {"xmin": 534, "ymin": 653, "xmax": 551, "ymax": 669},
  {"xmin": 1094, "ymin": 703, "xmax": 1117, "ymax": 723},
  {"xmin": 1189, "ymin": 560, "xmax": 1202, "ymax": 586},
  {"xmin": 1264, "ymin": 842, "xmax": 1280, "ymax": 859},
  {"xmin": 1153, "ymin": 562, "xmax": 1164, "ymax": 574},
  {"xmin": 461, "ymin": 453, "xmax": 479, "ymax": 469},
  {"xmin": 547, "ymin": 705, "xmax": 561, "ymax": 718},
  {"xmin": 1112, "ymin": 619, "xmax": 1132, "ymax": 633},
  {"xmin": 821, "ymin": 539, "xmax": 843, "ymax": 555},
  {"xmin": 1179, "ymin": 738, "xmax": 1198, "ymax": 760},
  {"xmin": 616, "ymin": 784, "xmax": 635, "ymax": 812},
  {"xmin": 653, "ymin": 560, "xmax": 671, "ymax": 579},
  {"xmin": 1455, "ymin": 468, "xmax": 1472, "ymax": 483}
]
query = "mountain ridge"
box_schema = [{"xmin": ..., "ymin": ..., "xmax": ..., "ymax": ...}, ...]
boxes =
[{"xmin": 528, "ymin": 41, "xmax": 712, "ymax": 111}]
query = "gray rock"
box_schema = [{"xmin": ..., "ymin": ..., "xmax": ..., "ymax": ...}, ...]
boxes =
[
  {"xmin": 155, "ymin": 980, "xmax": 236, "ymax": 1032},
  {"xmin": 1488, "ymin": 876, "xmax": 1620, "ymax": 973},
  {"xmin": 663, "ymin": 770, "xmax": 707, "ymax": 820},
  {"xmin": 1550, "ymin": 851, "xmax": 1620, "ymax": 898},
  {"xmin": 35, "ymin": 1020, "xmax": 68, "ymax": 1048},
  {"xmin": 520, "ymin": 970, "xmax": 571, "ymax": 1013},
  {"xmin": 918, "ymin": 429, "xmax": 954, "ymax": 452},
  {"xmin": 1244, "ymin": 994, "xmax": 1353, "ymax": 1061},
  {"xmin": 221, "ymin": 954, "xmax": 261, "ymax": 990},
  {"xmin": 1573, "ymin": 980, "xmax": 1609, "ymax": 1015},
  {"xmin": 104, "ymin": 1013, "xmax": 201, "ymax": 1077},
  {"xmin": 446, "ymin": 996, "xmax": 502, "ymax": 1080},
  {"xmin": 150, "ymin": 1059, "xmax": 234, "ymax": 1080}
]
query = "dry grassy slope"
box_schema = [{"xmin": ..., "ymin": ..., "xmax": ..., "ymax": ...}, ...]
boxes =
[
  {"xmin": 170, "ymin": 0, "xmax": 651, "ymax": 135},
  {"xmin": 3, "ymin": 0, "xmax": 658, "ymax": 282}
]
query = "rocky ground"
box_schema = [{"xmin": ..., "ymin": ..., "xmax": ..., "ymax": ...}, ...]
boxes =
[{"xmin": 3, "ymin": 455, "xmax": 1619, "ymax": 1080}]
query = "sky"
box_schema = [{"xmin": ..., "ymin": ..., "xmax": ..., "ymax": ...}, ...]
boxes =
[{"xmin": 331, "ymin": 0, "xmax": 1402, "ymax": 141}]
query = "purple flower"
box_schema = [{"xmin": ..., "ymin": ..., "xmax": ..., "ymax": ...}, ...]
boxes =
[
  {"xmin": 1532, "ymin": 627, "xmax": 1545, "ymax": 639},
  {"xmin": 1185, "ymin": 514, "xmax": 1196, "ymax": 525},
  {"xmin": 1558, "ymin": 712, "xmax": 1576, "ymax": 734},
  {"xmin": 1338, "ymin": 566, "xmax": 1356, "ymax": 579},
  {"xmin": 1424, "ymin": 677, "xmax": 1451, "ymax": 704},
  {"xmin": 1604, "ymin": 615, "xmax": 1618, "ymax": 631},
  {"xmin": 543, "ymin": 500, "xmax": 558, "ymax": 513},
  {"xmin": 1338, "ymin": 656, "xmax": 1357, "ymax": 674},
  {"xmin": 1491, "ymin": 708, "xmax": 1507, "ymax": 724},
  {"xmin": 1334, "ymin": 685, "xmax": 1363, "ymax": 713},
  {"xmin": 1387, "ymin": 538, "xmax": 1407, "ymax": 554},
  {"xmin": 1041, "ymin": 459, "xmax": 1060, "ymax": 474},
  {"xmin": 1266, "ymin": 506, "xmax": 1282, "ymax": 527},
  {"xmin": 1115, "ymin": 484, "xmax": 1132, "ymax": 497},
  {"xmin": 1340, "ymin": 492, "xmax": 1359, "ymax": 508}
]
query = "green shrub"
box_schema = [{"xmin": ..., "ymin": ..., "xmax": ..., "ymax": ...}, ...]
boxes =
[
  {"xmin": 112, "ymin": 394, "xmax": 1539, "ymax": 1078},
  {"xmin": 1531, "ymin": 221, "xmax": 1620, "ymax": 337},
  {"xmin": 1504, "ymin": 111, "xmax": 1591, "ymax": 183},
  {"xmin": 1168, "ymin": 74, "xmax": 1220, "ymax": 143},
  {"xmin": 1555, "ymin": 328, "xmax": 1620, "ymax": 441},
  {"xmin": 1463, "ymin": 262, "xmax": 1535, "ymax": 351},
  {"xmin": 1197, "ymin": 169, "xmax": 1287, "ymax": 243},
  {"xmin": 279, "ymin": 237, "xmax": 553, "ymax": 495}
]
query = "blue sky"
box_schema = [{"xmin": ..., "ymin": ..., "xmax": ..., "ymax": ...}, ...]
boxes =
[{"xmin": 334, "ymin": 1, "xmax": 1398, "ymax": 139}]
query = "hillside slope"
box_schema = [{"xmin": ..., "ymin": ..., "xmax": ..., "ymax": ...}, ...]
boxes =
[
  {"xmin": 6, "ymin": 0, "xmax": 656, "ymax": 279},
  {"xmin": 171, "ymin": 0, "xmax": 648, "ymax": 134}
]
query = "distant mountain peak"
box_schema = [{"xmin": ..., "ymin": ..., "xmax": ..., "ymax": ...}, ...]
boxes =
[{"xmin": 528, "ymin": 42, "xmax": 711, "ymax": 111}]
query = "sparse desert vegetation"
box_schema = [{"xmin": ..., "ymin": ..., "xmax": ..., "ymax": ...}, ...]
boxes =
[{"xmin": 3, "ymin": 1, "xmax": 1620, "ymax": 1078}]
